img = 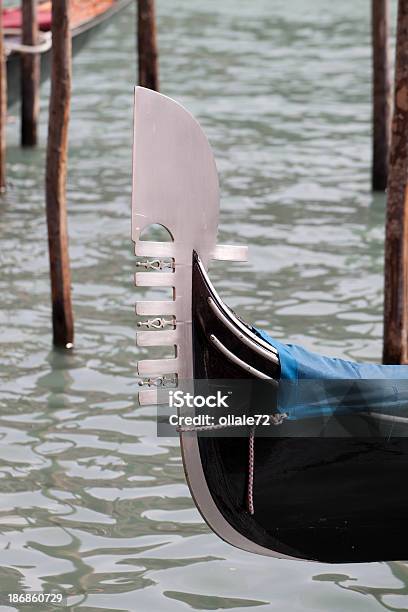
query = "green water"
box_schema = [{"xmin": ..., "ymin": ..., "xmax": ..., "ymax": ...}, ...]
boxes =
[{"xmin": 0, "ymin": 0, "xmax": 406, "ymax": 610}]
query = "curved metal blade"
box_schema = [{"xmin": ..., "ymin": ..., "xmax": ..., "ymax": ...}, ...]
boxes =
[{"xmin": 132, "ymin": 86, "xmax": 220, "ymax": 269}]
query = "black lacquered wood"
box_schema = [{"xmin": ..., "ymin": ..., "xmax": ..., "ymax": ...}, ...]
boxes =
[{"xmin": 191, "ymin": 251, "xmax": 408, "ymax": 562}]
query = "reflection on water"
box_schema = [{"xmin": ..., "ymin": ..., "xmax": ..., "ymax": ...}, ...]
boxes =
[
  {"xmin": 0, "ymin": 0, "xmax": 405, "ymax": 610},
  {"xmin": 314, "ymin": 563, "xmax": 408, "ymax": 611}
]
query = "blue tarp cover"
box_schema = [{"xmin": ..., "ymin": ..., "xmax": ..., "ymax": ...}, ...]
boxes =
[{"xmin": 254, "ymin": 328, "xmax": 408, "ymax": 420}]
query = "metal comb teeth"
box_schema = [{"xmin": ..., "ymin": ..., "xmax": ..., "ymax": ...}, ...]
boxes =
[
  {"xmin": 137, "ymin": 317, "xmax": 174, "ymax": 330},
  {"xmin": 136, "ymin": 301, "xmax": 176, "ymax": 316},
  {"xmin": 134, "ymin": 241, "xmax": 179, "ymax": 384},
  {"xmin": 138, "ymin": 375, "xmax": 177, "ymax": 388},
  {"xmin": 137, "ymin": 329, "xmax": 178, "ymax": 347},
  {"xmin": 135, "ymin": 271, "xmax": 174, "ymax": 287},
  {"xmin": 137, "ymin": 357, "xmax": 179, "ymax": 376},
  {"xmin": 136, "ymin": 258, "xmax": 174, "ymax": 271},
  {"xmin": 138, "ymin": 388, "xmax": 170, "ymax": 406}
]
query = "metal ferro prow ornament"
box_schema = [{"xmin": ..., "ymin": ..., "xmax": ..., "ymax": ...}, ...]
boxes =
[{"xmin": 132, "ymin": 86, "xmax": 248, "ymax": 404}]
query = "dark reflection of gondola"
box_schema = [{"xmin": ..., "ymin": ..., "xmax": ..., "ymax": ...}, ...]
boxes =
[{"xmin": 314, "ymin": 562, "xmax": 408, "ymax": 611}]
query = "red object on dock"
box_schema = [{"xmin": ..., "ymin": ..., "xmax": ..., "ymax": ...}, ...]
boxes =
[
  {"xmin": 3, "ymin": 1, "xmax": 116, "ymax": 33},
  {"xmin": 3, "ymin": 6, "xmax": 51, "ymax": 31}
]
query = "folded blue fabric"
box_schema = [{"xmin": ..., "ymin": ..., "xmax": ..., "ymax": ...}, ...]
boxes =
[{"xmin": 254, "ymin": 327, "xmax": 408, "ymax": 420}]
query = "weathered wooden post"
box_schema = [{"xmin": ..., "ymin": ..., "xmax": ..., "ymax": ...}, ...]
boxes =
[
  {"xmin": 45, "ymin": 0, "xmax": 74, "ymax": 348},
  {"xmin": 0, "ymin": 0, "xmax": 6, "ymax": 191},
  {"xmin": 137, "ymin": 0, "xmax": 159, "ymax": 90},
  {"xmin": 372, "ymin": 0, "xmax": 392, "ymax": 191},
  {"xmin": 383, "ymin": 0, "xmax": 408, "ymax": 364},
  {"xmin": 21, "ymin": 0, "xmax": 40, "ymax": 146}
]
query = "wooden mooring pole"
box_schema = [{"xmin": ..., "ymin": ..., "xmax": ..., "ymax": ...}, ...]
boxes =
[
  {"xmin": 21, "ymin": 0, "xmax": 39, "ymax": 146},
  {"xmin": 383, "ymin": 0, "xmax": 408, "ymax": 364},
  {"xmin": 0, "ymin": 0, "xmax": 6, "ymax": 191},
  {"xmin": 137, "ymin": 0, "xmax": 159, "ymax": 90},
  {"xmin": 372, "ymin": 0, "xmax": 392, "ymax": 191},
  {"xmin": 45, "ymin": 0, "xmax": 74, "ymax": 348}
]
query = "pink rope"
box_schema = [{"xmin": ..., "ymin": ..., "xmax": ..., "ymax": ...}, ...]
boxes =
[
  {"xmin": 247, "ymin": 426, "xmax": 255, "ymax": 515},
  {"xmin": 177, "ymin": 414, "xmax": 287, "ymax": 516}
]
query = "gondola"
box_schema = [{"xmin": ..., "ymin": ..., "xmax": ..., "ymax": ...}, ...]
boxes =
[
  {"xmin": 4, "ymin": 0, "xmax": 133, "ymax": 107},
  {"xmin": 133, "ymin": 86, "xmax": 408, "ymax": 564}
]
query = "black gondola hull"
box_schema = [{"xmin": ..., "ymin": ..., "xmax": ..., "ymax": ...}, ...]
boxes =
[{"xmin": 191, "ymin": 251, "xmax": 408, "ymax": 563}]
